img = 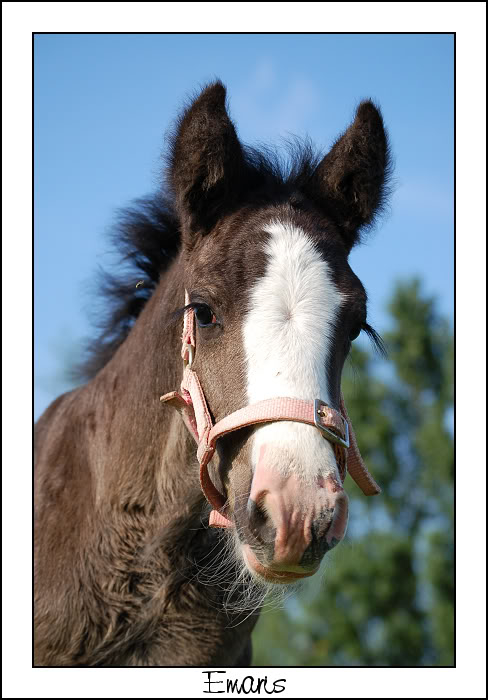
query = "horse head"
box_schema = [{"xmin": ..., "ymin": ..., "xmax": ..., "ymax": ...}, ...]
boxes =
[{"xmin": 162, "ymin": 82, "xmax": 390, "ymax": 585}]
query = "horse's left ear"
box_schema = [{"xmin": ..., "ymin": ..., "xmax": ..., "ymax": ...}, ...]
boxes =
[
  {"xmin": 305, "ymin": 100, "xmax": 391, "ymax": 252},
  {"xmin": 168, "ymin": 81, "xmax": 247, "ymax": 242}
]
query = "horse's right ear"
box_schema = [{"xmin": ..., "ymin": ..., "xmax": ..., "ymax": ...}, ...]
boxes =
[{"xmin": 168, "ymin": 81, "xmax": 247, "ymax": 243}]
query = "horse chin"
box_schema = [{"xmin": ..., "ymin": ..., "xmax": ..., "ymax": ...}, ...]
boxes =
[{"xmin": 242, "ymin": 544, "xmax": 318, "ymax": 585}]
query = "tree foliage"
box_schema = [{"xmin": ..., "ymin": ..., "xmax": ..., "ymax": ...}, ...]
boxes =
[{"xmin": 252, "ymin": 279, "xmax": 454, "ymax": 667}]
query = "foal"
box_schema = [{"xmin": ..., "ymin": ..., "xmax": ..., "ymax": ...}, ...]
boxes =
[{"xmin": 34, "ymin": 81, "xmax": 390, "ymax": 666}]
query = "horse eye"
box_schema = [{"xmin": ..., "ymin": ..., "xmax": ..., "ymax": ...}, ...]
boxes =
[
  {"xmin": 195, "ymin": 305, "xmax": 217, "ymax": 328},
  {"xmin": 349, "ymin": 325, "xmax": 361, "ymax": 341}
]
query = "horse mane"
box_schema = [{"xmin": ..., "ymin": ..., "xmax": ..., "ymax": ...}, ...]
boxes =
[
  {"xmin": 75, "ymin": 194, "xmax": 181, "ymax": 381},
  {"xmin": 76, "ymin": 127, "xmax": 390, "ymax": 382}
]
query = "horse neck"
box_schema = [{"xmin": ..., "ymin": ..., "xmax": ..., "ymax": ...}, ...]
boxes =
[{"xmin": 87, "ymin": 253, "xmax": 202, "ymax": 518}]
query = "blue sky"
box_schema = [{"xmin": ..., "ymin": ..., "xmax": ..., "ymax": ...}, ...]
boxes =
[{"xmin": 34, "ymin": 33, "xmax": 454, "ymax": 418}]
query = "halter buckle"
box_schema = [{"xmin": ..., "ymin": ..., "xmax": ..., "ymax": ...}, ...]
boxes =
[
  {"xmin": 183, "ymin": 343, "xmax": 194, "ymax": 369},
  {"xmin": 314, "ymin": 399, "xmax": 349, "ymax": 449}
]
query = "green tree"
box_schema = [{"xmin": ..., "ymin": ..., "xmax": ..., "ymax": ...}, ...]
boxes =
[{"xmin": 252, "ymin": 279, "xmax": 454, "ymax": 667}]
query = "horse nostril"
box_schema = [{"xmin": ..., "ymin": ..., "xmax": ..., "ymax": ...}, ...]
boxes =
[
  {"xmin": 312, "ymin": 507, "xmax": 334, "ymax": 541},
  {"xmin": 300, "ymin": 497, "xmax": 349, "ymax": 567},
  {"xmin": 247, "ymin": 498, "xmax": 276, "ymax": 546},
  {"xmin": 300, "ymin": 515, "xmax": 334, "ymax": 567}
]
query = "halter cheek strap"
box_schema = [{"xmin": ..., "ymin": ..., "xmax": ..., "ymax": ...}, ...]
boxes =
[{"xmin": 160, "ymin": 293, "xmax": 381, "ymax": 528}]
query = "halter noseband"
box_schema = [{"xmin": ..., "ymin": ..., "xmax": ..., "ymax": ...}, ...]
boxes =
[{"xmin": 160, "ymin": 292, "xmax": 380, "ymax": 528}]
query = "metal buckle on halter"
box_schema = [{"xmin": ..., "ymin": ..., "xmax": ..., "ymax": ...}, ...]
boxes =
[
  {"xmin": 183, "ymin": 343, "xmax": 194, "ymax": 369},
  {"xmin": 313, "ymin": 399, "xmax": 350, "ymax": 449}
]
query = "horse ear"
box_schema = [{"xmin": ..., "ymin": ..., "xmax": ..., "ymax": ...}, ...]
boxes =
[
  {"xmin": 168, "ymin": 81, "xmax": 246, "ymax": 241},
  {"xmin": 305, "ymin": 100, "xmax": 391, "ymax": 252}
]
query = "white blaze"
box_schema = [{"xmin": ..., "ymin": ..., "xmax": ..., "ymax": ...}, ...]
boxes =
[{"xmin": 243, "ymin": 221, "xmax": 344, "ymax": 483}]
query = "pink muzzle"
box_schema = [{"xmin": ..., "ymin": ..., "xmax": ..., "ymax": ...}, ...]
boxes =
[{"xmin": 160, "ymin": 295, "xmax": 381, "ymax": 528}]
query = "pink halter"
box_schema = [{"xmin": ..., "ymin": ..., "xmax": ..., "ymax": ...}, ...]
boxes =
[{"xmin": 160, "ymin": 292, "xmax": 380, "ymax": 528}]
